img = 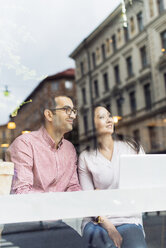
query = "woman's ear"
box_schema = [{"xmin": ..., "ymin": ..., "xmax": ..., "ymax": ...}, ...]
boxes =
[{"xmin": 44, "ymin": 109, "xmax": 53, "ymax": 122}]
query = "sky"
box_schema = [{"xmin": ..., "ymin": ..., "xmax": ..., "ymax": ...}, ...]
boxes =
[{"xmin": 0, "ymin": 0, "xmax": 121, "ymax": 125}]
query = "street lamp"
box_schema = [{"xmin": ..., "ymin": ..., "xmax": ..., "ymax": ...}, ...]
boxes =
[
  {"xmin": 7, "ymin": 121, "xmax": 16, "ymax": 143},
  {"xmin": 7, "ymin": 122, "xmax": 16, "ymax": 130},
  {"xmin": 0, "ymin": 144, "xmax": 9, "ymax": 148},
  {"xmin": 22, "ymin": 130, "xmax": 31, "ymax": 134},
  {"xmin": 113, "ymin": 116, "xmax": 122, "ymax": 124}
]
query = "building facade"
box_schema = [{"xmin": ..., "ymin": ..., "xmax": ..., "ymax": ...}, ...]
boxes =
[{"xmin": 70, "ymin": 0, "xmax": 166, "ymax": 153}]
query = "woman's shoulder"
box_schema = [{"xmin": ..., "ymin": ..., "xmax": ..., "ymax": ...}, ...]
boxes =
[
  {"xmin": 79, "ymin": 149, "xmax": 96, "ymax": 160},
  {"xmin": 115, "ymin": 140, "xmax": 136, "ymax": 154}
]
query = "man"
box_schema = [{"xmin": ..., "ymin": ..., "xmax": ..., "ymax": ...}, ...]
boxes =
[{"xmin": 3, "ymin": 96, "xmax": 86, "ymax": 248}]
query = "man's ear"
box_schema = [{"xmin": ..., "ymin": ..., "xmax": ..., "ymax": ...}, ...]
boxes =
[{"xmin": 44, "ymin": 109, "xmax": 53, "ymax": 122}]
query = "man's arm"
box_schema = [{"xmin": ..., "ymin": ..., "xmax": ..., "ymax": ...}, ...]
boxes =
[
  {"xmin": 6, "ymin": 137, "xmax": 35, "ymax": 194},
  {"xmin": 66, "ymin": 146, "xmax": 81, "ymax": 192}
]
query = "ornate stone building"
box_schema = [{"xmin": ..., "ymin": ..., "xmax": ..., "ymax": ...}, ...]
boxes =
[{"xmin": 70, "ymin": 0, "xmax": 166, "ymax": 153}]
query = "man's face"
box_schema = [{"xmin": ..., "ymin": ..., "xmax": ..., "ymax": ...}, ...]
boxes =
[{"xmin": 52, "ymin": 97, "xmax": 77, "ymax": 134}]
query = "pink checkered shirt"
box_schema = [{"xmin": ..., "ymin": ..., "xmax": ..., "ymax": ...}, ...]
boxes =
[{"xmin": 7, "ymin": 126, "xmax": 81, "ymax": 194}]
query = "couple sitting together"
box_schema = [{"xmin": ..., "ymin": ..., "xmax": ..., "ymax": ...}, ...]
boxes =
[{"xmin": 3, "ymin": 95, "xmax": 147, "ymax": 248}]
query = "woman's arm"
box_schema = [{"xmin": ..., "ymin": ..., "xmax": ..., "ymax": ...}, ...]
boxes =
[
  {"xmin": 78, "ymin": 154, "xmax": 94, "ymax": 190},
  {"xmin": 98, "ymin": 216, "xmax": 123, "ymax": 248}
]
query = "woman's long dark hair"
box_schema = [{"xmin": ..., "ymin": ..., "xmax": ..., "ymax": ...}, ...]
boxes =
[{"xmin": 88, "ymin": 105, "xmax": 141, "ymax": 154}]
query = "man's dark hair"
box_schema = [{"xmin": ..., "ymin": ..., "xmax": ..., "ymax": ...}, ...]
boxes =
[{"xmin": 40, "ymin": 95, "xmax": 72, "ymax": 125}]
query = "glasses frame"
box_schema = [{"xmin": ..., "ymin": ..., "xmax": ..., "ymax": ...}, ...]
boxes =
[{"xmin": 50, "ymin": 107, "xmax": 78, "ymax": 116}]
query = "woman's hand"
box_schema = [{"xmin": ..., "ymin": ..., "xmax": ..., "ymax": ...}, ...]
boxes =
[
  {"xmin": 107, "ymin": 227, "xmax": 123, "ymax": 248},
  {"xmin": 99, "ymin": 216, "xmax": 123, "ymax": 248}
]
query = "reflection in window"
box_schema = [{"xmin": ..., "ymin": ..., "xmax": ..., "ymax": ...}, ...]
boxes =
[
  {"xmin": 94, "ymin": 80, "xmax": 99, "ymax": 98},
  {"xmin": 65, "ymin": 81, "xmax": 73, "ymax": 90},
  {"xmin": 140, "ymin": 46, "xmax": 148, "ymax": 68},
  {"xmin": 129, "ymin": 91, "xmax": 137, "ymax": 113},
  {"xmin": 157, "ymin": 0, "xmax": 164, "ymax": 14},
  {"xmin": 161, "ymin": 30, "xmax": 166, "ymax": 53},
  {"xmin": 144, "ymin": 83, "xmax": 152, "ymax": 109},
  {"xmin": 103, "ymin": 73, "xmax": 109, "ymax": 91},
  {"xmin": 126, "ymin": 56, "xmax": 133, "ymax": 78},
  {"xmin": 82, "ymin": 87, "xmax": 87, "ymax": 104},
  {"xmin": 137, "ymin": 12, "xmax": 144, "ymax": 32}
]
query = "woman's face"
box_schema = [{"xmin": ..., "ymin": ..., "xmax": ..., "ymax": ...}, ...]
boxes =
[{"xmin": 94, "ymin": 106, "xmax": 114, "ymax": 135}]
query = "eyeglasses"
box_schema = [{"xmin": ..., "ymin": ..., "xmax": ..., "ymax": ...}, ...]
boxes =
[{"xmin": 50, "ymin": 107, "xmax": 78, "ymax": 116}]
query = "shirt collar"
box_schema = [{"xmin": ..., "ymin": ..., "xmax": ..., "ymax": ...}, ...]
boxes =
[{"xmin": 40, "ymin": 126, "xmax": 63, "ymax": 149}]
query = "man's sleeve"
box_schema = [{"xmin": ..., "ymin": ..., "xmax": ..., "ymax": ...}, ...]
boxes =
[
  {"xmin": 66, "ymin": 146, "xmax": 81, "ymax": 192},
  {"xmin": 6, "ymin": 137, "xmax": 35, "ymax": 194}
]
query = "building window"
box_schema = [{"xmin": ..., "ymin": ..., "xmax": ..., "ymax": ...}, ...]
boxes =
[
  {"xmin": 140, "ymin": 46, "xmax": 148, "ymax": 68},
  {"xmin": 103, "ymin": 73, "xmax": 109, "ymax": 91},
  {"xmin": 94, "ymin": 80, "xmax": 99, "ymax": 98},
  {"xmin": 106, "ymin": 38, "xmax": 110, "ymax": 53},
  {"xmin": 164, "ymin": 73, "xmax": 166, "ymax": 92},
  {"xmin": 96, "ymin": 47, "xmax": 100, "ymax": 61},
  {"xmin": 114, "ymin": 65, "xmax": 120, "ymax": 85},
  {"xmin": 83, "ymin": 114, "xmax": 88, "ymax": 134},
  {"xmin": 149, "ymin": 0, "xmax": 154, "ymax": 17},
  {"xmin": 116, "ymin": 98, "xmax": 123, "ymax": 116},
  {"xmin": 82, "ymin": 87, "xmax": 87, "ymax": 104},
  {"xmin": 129, "ymin": 91, "xmax": 137, "ymax": 113},
  {"xmin": 123, "ymin": 26, "xmax": 129, "ymax": 43},
  {"xmin": 137, "ymin": 12, "xmax": 144, "ymax": 32},
  {"xmin": 133, "ymin": 129, "xmax": 140, "ymax": 142},
  {"xmin": 148, "ymin": 126, "xmax": 160, "ymax": 150},
  {"xmin": 65, "ymin": 81, "xmax": 73, "ymax": 90},
  {"xmin": 157, "ymin": 0, "xmax": 164, "ymax": 14},
  {"xmin": 126, "ymin": 56, "xmax": 133, "ymax": 78},
  {"xmin": 2, "ymin": 130, "xmax": 6, "ymax": 142},
  {"xmin": 161, "ymin": 30, "xmax": 166, "ymax": 53},
  {"xmin": 80, "ymin": 61, "xmax": 84, "ymax": 76},
  {"xmin": 101, "ymin": 43, "xmax": 106, "ymax": 61},
  {"xmin": 130, "ymin": 17, "xmax": 135, "ymax": 34},
  {"xmin": 112, "ymin": 34, "xmax": 117, "ymax": 52},
  {"xmin": 144, "ymin": 83, "xmax": 152, "ymax": 109},
  {"xmin": 117, "ymin": 28, "xmax": 122, "ymax": 43},
  {"xmin": 51, "ymin": 82, "xmax": 59, "ymax": 91},
  {"xmin": 92, "ymin": 52, "xmax": 96, "ymax": 68},
  {"xmin": 105, "ymin": 103, "xmax": 111, "ymax": 112}
]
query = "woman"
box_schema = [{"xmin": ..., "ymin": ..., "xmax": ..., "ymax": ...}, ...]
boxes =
[{"xmin": 78, "ymin": 106, "xmax": 147, "ymax": 248}]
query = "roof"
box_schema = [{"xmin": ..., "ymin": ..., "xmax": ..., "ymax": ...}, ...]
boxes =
[
  {"xmin": 25, "ymin": 68, "xmax": 75, "ymax": 101},
  {"xmin": 9, "ymin": 68, "xmax": 75, "ymax": 118}
]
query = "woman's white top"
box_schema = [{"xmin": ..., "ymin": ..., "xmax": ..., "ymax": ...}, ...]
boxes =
[{"xmin": 78, "ymin": 140, "xmax": 144, "ymax": 230}]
